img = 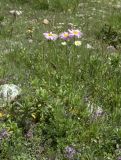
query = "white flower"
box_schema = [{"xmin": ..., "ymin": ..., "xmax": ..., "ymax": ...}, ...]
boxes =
[
  {"xmin": 58, "ymin": 23, "xmax": 64, "ymax": 25},
  {"xmin": 86, "ymin": 43, "xmax": 93, "ymax": 49},
  {"xmin": 74, "ymin": 41, "xmax": 82, "ymax": 46},
  {"xmin": 9, "ymin": 10, "xmax": 22, "ymax": 16},
  {"xmin": 42, "ymin": 19, "xmax": 49, "ymax": 25},
  {"xmin": 9, "ymin": 10, "xmax": 15, "ymax": 14},
  {"xmin": 28, "ymin": 39, "xmax": 33, "ymax": 43},
  {"xmin": 61, "ymin": 42, "xmax": 67, "ymax": 46},
  {"xmin": 16, "ymin": 11, "xmax": 22, "ymax": 16}
]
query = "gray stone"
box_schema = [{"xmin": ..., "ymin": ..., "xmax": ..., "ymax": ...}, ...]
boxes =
[{"xmin": 0, "ymin": 84, "xmax": 21, "ymax": 105}]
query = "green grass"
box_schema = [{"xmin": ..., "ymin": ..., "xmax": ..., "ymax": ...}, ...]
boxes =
[{"xmin": 0, "ymin": 0, "xmax": 121, "ymax": 159}]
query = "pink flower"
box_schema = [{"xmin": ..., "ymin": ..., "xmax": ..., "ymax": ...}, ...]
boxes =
[
  {"xmin": 59, "ymin": 32, "xmax": 70, "ymax": 40},
  {"xmin": 43, "ymin": 32, "xmax": 58, "ymax": 41},
  {"xmin": 68, "ymin": 29, "xmax": 83, "ymax": 38}
]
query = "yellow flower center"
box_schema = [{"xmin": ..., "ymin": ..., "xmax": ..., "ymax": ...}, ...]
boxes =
[
  {"xmin": 48, "ymin": 33, "xmax": 53, "ymax": 37},
  {"xmin": 74, "ymin": 31, "xmax": 78, "ymax": 35},
  {"xmin": 64, "ymin": 33, "xmax": 69, "ymax": 37}
]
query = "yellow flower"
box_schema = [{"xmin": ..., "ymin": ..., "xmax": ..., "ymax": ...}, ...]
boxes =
[
  {"xmin": 74, "ymin": 41, "xmax": 82, "ymax": 46},
  {"xmin": 31, "ymin": 113, "xmax": 36, "ymax": 119},
  {"xmin": 0, "ymin": 112, "xmax": 4, "ymax": 118},
  {"xmin": 7, "ymin": 128, "xmax": 13, "ymax": 134},
  {"xmin": 27, "ymin": 29, "xmax": 33, "ymax": 33}
]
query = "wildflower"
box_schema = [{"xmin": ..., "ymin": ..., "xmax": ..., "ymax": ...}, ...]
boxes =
[
  {"xmin": 58, "ymin": 23, "xmax": 64, "ymax": 25},
  {"xmin": 86, "ymin": 43, "xmax": 93, "ymax": 49},
  {"xmin": 9, "ymin": 10, "xmax": 16, "ymax": 14},
  {"xmin": 61, "ymin": 42, "xmax": 67, "ymax": 46},
  {"xmin": 118, "ymin": 157, "xmax": 121, "ymax": 160},
  {"xmin": 68, "ymin": 9, "xmax": 72, "ymax": 13},
  {"xmin": 16, "ymin": 11, "xmax": 22, "ymax": 16},
  {"xmin": 28, "ymin": 39, "xmax": 33, "ymax": 43},
  {"xmin": 42, "ymin": 19, "xmax": 49, "ymax": 25},
  {"xmin": 9, "ymin": 10, "xmax": 22, "ymax": 16},
  {"xmin": 43, "ymin": 32, "xmax": 58, "ymax": 41},
  {"xmin": 68, "ymin": 29, "xmax": 83, "ymax": 38},
  {"xmin": 0, "ymin": 112, "xmax": 4, "ymax": 118},
  {"xmin": 65, "ymin": 146, "xmax": 76, "ymax": 159},
  {"xmin": 31, "ymin": 113, "xmax": 36, "ymax": 119},
  {"xmin": 59, "ymin": 32, "xmax": 70, "ymax": 40},
  {"xmin": 74, "ymin": 41, "xmax": 82, "ymax": 46},
  {"xmin": 27, "ymin": 28, "xmax": 33, "ymax": 33}
]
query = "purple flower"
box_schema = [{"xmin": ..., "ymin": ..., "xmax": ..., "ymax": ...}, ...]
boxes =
[
  {"xmin": 59, "ymin": 32, "xmax": 70, "ymax": 40},
  {"xmin": 68, "ymin": 29, "xmax": 83, "ymax": 38},
  {"xmin": 118, "ymin": 157, "xmax": 121, "ymax": 160},
  {"xmin": 65, "ymin": 146, "xmax": 76, "ymax": 159},
  {"xmin": 43, "ymin": 32, "xmax": 58, "ymax": 41}
]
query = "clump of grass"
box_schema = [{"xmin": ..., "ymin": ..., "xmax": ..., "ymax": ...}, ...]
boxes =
[
  {"xmin": 97, "ymin": 24, "xmax": 121, "ymax": 48},
  {"xmin": 11, "ymin": 0, "xmax": 80, "ymax": 12}
]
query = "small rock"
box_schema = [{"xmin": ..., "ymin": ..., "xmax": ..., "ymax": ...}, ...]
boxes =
[
  {"xmin": 0, "ymin": 84, "xmax": 21, "ymax": 103},
  {"xmin": 107, "ymin": 45, "xmax": 116, "ymax": 53},
  {"xmin": 0, "ymin": 128, "xmax": 9, "ymax": 140},
  {"xmin": 93, "ymin": 106, "xmax": 104, "ymax": 119},
  {"xmin": 87, "ymin": 101, "xmax": 104, "ymax": 119},
  {"xmin": 65, "ymin": 146, "xmax": 76, "ymax": 159}
]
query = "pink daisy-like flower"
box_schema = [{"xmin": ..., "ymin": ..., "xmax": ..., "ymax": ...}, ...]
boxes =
[
  {"xmin": 68, "ymin": 29, "xmax": 83, "ymax": 38},
  {"xmin": 43, "ymin": 32, "xmax": 58, "ymax": 41},
  {"xmin": 59, "ymin": 32, "xmax": 70, "ymax": 40}
]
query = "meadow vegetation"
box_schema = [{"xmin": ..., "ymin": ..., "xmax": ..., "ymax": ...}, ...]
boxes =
[{"xmin": 0, "ymin": 0, "xmax": 121, "ymax": 159}]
